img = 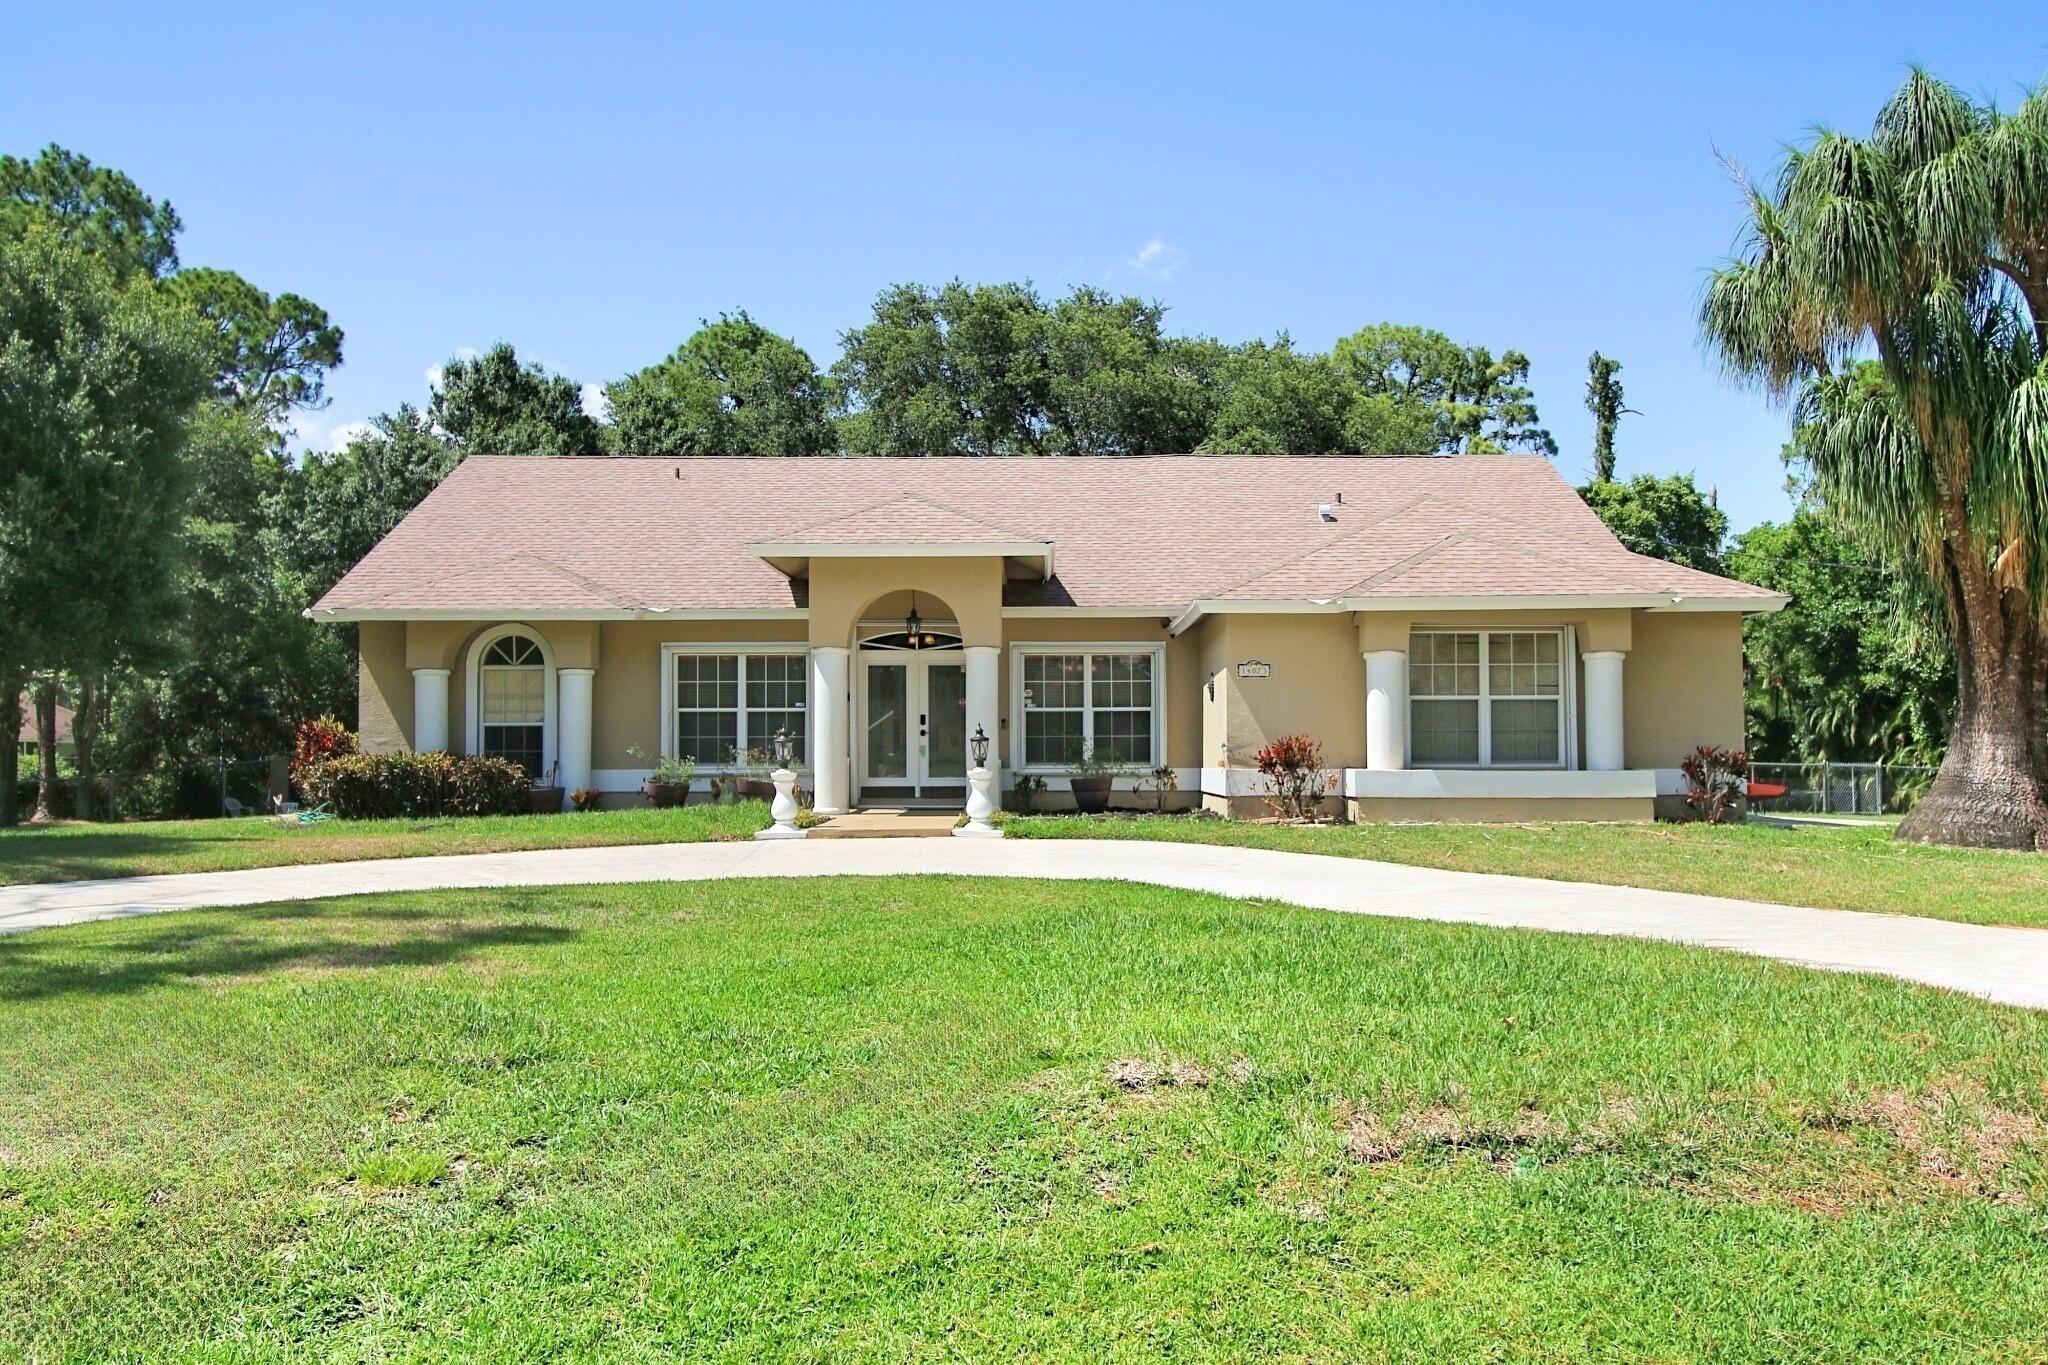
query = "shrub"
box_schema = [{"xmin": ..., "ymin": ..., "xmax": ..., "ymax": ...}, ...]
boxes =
[
  {"xmin": 1680, "ymin": 744, "xmax": 1750, "ymax": 823},
  {"xmin": 1254, "ymin": 734, "xmax": 1335, "ymax": 821},
  {"xmin": 298, "ymin": 751, "xmax": 527, "ymax": 819},
  {"xmin": 569, "ymin": 787, "xmax": 602, "ymax": 812},
  {"xmin": 291, "ymin": 717, "xmax": 357, "ymax": 788}
]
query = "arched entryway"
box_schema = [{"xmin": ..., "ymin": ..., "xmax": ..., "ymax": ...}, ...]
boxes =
[{"xmin": 854, "ymin": 592, "xmax": 969, "ymax": 804}]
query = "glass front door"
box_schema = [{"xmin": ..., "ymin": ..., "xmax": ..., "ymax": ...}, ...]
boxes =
[{"xmin": 861, "ymin": 654, "xmax": 967, "ymax": 799}]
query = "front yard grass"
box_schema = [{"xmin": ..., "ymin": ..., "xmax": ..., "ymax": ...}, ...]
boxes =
[
  {"xmin": 0, "ymin": 802, "xmax": 769, "ymax": 886},
  {"xmin": 2, "ymin": 876, "xmax": 2044, "ymax": 1360},
  {"xmin": 1006, "ymin": 814, "xmax": 2048, "ymax": 930}
]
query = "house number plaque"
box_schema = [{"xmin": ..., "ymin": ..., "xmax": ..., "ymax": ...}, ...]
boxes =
[{"xmin": 1235, "ymin": 660, "xmax": 1272, "ymax": 678}]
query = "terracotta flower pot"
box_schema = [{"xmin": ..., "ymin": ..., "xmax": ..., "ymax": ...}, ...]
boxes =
[
  {"xmin": 643, "ymin": 780, "xmax": 692, "ymax": 809},
  {"xmin": 1069, "ymin": 774, "xmax": 1114, "ymax": 814}
]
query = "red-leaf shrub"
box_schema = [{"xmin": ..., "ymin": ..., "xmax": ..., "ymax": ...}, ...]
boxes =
[
  {"xmin": 291, "ymin": 716, "xmax": 357, "ymax": 787},
  {"xmin": 1254, "ymin": 734, "xmax": 1335, "ymax": 821},
  {"xmin": 297, "ymin": 752, "xmax": 527, "ymax": 819},
  {"xmin": 1680, "ymin": 744, "xmax": 1750, "ymax": 823}
]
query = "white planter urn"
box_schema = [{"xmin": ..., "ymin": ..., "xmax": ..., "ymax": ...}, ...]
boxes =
[
  {"xmin": 955, "ymin": 765, "xmax": 1002, "ymax": 838},
  {"xmin": 755, "ymin": 766, "xmax": 809, "ymax": 840}
]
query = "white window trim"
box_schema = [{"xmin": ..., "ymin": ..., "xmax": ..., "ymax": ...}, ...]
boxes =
[
  {"xmin": 658, "ymin": 643, "xmax": 812, "ymax": 771},
  {"xmin": 1405, "ymin": 626, "xmax": 1577, "ymax": 770},
  {"xmin": 1009, "ymin": 642, "xmax": 1168, "ymax": 773},
  {"xmin": 465, "ymin": 624, "xmax": 557, "ymax": 781}
]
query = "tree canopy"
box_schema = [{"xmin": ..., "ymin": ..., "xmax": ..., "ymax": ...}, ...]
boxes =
[
  {"xmin": 1579, "ymin": 473, "xmax": 1728, "ymax": 573},
  {"xmin": 605, "ymin": 313, "xmax": 837, "ymax": 456},
  {"xmin": 430, "ymin": 343, "xmax": 600, "ymax": 456},
  {"xmin": 1729, "ymin": 511, "xmax": 1953, "ymax": 765},
  {"xmin": 0, "ymin": 144, "xmax": 180, "ymax": 280},
  {"xmin": 165, "ymin": 267, "xmax": 343, "ymax": 421}
]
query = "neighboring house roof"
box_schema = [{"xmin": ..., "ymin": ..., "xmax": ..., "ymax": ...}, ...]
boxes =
[
  {"xmin": 15, "ymin": 696, "xmax": 72, "ymax": 747},
  {"xmin": 311, "ymin": 454, "xmax": 1786, "ymax": 622}
]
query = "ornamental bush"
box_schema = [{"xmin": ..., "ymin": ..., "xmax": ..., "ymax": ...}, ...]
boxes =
[
  {"xmin": 290, "ymin": 716, "xmax": 357, "ymax": 788},
  {"xmin": 1254, "ymin": 733, "xmax": 1335, "ymax": 821},
  {"xmin": 298, "ymin": 751, "xmax": 528, "ymax": 819},
  {"xmin": 1680, "ymin": 744, "xmax": 1750, "ymax": 824}
]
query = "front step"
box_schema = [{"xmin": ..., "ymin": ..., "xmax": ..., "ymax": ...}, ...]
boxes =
[{"xmin": 808, "ymin": 810, "xmax": 961, "ymax": 839}]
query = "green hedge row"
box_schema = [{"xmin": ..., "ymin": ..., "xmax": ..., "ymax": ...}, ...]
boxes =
[{"xmin": 297, "ymin": 752, "xmax": 529, "ymax": 819}]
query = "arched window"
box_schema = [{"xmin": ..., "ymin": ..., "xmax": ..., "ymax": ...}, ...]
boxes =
[{"xmin": 479, "ymin": 633, "xmax": 547, "ymax": 780}]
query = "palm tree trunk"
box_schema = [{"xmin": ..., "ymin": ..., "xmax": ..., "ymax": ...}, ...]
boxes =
[
  {"xmin": 30, "ymin": 681, "xmax": 60, "ymax": 824},
  {"xmin": 1896, "ymin": 558, "xmax": 2048, "ymax": 850}
]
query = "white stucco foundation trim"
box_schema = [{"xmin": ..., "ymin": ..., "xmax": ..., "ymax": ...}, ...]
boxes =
[{"xmin": 1342, "ymin": 768, "xmax": 1657, "ymax": 800}]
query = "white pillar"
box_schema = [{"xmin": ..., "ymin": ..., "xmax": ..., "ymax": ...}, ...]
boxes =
[
  {"xmin": 412, "ymin": 668, "xmax": 450, "ymax": 753},
  {"xmin": 1364, "ymin": 650, "xmax": 1407, "ymax": 771},
  {"xmin": 557, "ymin": 668, "xmax": 594, "ymax": 802},
  {"xmin": 1582, "ymin": 651, "xmax": 1626, "ymax": 772},
  {"xmin": 964, "ymin": 645, "xmax": 1000, "ymax": 778},
  {"xmin": 810, "ymin": 646, "xmax": 851, "ymax": 813}
]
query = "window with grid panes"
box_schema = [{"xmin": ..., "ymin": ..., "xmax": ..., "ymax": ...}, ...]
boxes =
[
  {"xmin": 479, "ymin": 634, "xmax": 546, "ymax": 779},
  {"xmin": 1408, "ymin": 630, "xmax": 1563, "ymax": 766},
  {"xmin": 671, "ymin": 652, "xmax": 806, "ymax": 764},
  {"xmin": 1019, "ymin": 650, "xmax": 1157, "ymax": 766}
]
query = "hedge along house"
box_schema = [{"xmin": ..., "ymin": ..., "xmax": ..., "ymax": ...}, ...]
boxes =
[{"xmin": 309, "ymin": 455, "xmax": 1786, "ymax": 820}]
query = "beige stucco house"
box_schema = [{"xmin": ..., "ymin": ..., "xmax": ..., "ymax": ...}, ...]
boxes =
[{"xmin": 310, "ymin": 454, "xmax": 1786, "ymax": 821}]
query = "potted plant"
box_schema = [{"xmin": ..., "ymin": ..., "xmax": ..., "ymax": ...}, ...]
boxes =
[
  {"xmin": 728, "ymin": 746, "xmax": 775, "ymax": 800},
  {"xmin": 525, "ymin": 762, "xmax": 564, "ymax": 815},
  {"xmin": 630, "ymin": 746, "xmax": 697, "ymax": 809},
  {"xmin": 1067, "ymin": 745, "xmax": 1128, "ymax": 815}
]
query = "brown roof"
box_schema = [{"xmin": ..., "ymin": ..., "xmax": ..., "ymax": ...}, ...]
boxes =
[
  {"xmin": 15, "ymin": 696, "xmax": 72, "ymax": 746},
  {"xmin": 313, "ymin": 455, "xmax": 1783, "ymax": 617}
]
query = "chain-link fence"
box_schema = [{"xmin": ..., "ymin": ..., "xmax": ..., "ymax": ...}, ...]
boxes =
[{"xmin": 1747, "ymin": 760, "xmax": 1937, "ymax": 816}]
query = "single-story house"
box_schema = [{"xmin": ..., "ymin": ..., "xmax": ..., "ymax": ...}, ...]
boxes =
[
  {"xmin": 310, "ymin": 454, "xmax": 1787, "ymax": 821},
  {"xmin": 15, "ymin": 695, "xmax": 74, "ymax": 766}
]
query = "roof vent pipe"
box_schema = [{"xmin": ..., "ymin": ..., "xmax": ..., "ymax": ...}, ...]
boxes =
[{"xmin": 1318, "ymin": 503, "xmax": 1337, "ymax": 523}]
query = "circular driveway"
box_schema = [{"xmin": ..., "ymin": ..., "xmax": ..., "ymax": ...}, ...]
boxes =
[{"xmin": 2, "ymin": 838, "xmax": 2044, "ymax": 1009}]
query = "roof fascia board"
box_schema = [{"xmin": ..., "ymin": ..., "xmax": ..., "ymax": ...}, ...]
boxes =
[
  {"xmin": 1001, "ymin": 605, "xmax": 1183, "ymax": 619},
  {"xmin": 306, "ymin": 607, "xmax": 808, "ymax": 623},
  {"xmin": 747, "ymin": 540, "xmax": 1055, "ymax": 581}
]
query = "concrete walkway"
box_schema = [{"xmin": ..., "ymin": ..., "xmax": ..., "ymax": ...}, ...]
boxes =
[{"xmin": 2, "ymin": 839, "xmax": 2044, "ymax": 1010}]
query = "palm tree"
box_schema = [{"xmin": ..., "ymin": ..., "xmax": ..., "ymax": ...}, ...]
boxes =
[{"xmin": 1702, "ymin": 70, "xmax": 2048, "ymax": 850}]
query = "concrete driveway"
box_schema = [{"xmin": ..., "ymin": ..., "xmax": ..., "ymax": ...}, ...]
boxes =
[{"xmin": 2, "ymin": 838, "xmax": 2044, "ymax": 1009}]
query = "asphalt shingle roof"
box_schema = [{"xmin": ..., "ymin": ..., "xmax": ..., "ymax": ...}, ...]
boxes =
[{"xmin": 313, "ymin": 454, "xmax": 1781, "ymax": 614}]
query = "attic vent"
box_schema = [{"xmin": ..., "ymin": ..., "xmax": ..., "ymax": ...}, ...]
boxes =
[{"xmin": 1317, "ymin": 503, "xmax": 1336, "ymax": 523}]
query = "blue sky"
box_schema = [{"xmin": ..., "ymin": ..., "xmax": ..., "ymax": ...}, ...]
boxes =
[{"xmin": 8, "ymin": 3, "xmax": 2047, "ymax": 531}]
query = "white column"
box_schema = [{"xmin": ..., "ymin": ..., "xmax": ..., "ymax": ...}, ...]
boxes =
[
  {"xmin": 1582, "ymin": 651, "xmax": 1626, "ymax": 772},
  {"xmin": 1363, "ymin": 650, "xmax": 1407, "ymax": 771},
  {"xmin": 964, "ymin": 645, "xmax": 1000, "ymax": 778},
  {"xmin": 810, "ymin": 646, "xmax": 851, "ymax": 813},
  {"xmin": 411, "ymin": 668, "xmax": 450, "ymax": 753},
  {"xmin": 557, "ymin": 667, "xmax": 594, "ymax": 801}
]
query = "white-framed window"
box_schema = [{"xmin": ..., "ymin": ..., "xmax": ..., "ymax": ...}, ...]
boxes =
[
  {"xmin": 1408, "ymin": 629, "xmax": 1566, "ymax": 767},
  {"xmin": 479, "ymin": 634, "xmax": 547, "ymax": 778},
  {"xmin": 1011, "ymin": 644, "xmax": 1165, "ymax": 769},
  {"xmin": 660, "ymin": 645, "xmax": 808, "ymax": 767}
]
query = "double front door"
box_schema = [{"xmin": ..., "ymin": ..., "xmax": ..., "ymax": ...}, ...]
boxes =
[{"xmin": 861, "ymin": 653, "xmax": 966, "ymax": 801}]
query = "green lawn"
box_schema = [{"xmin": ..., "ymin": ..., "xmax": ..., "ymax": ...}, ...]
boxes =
[
  {"xmin": 1007, "ymin": 815, "xmax": 2048, "ymax": 930},
  {"xmin": 0, "ymin": 803, "xmax": 769, "ymax": 885},
  {"xmin": 2, "ymin": 877, "xmax": 2043, "ymax": 1360}
]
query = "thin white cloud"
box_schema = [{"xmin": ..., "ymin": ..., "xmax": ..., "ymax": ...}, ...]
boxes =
[
  {"xmin": 579, "ymin": 382, "xmax": 611, "ymax": 422},
  {"xmin": 325, "ymin": 420, "xmax": 375, "ymax": 451},
  {"xmin": 425, "ymin": 345, "xmax": 481, "ymax": 392},
  {"xmin": 1124, "ymin": 237, "xmax": 1186, "ymax": 283}
]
